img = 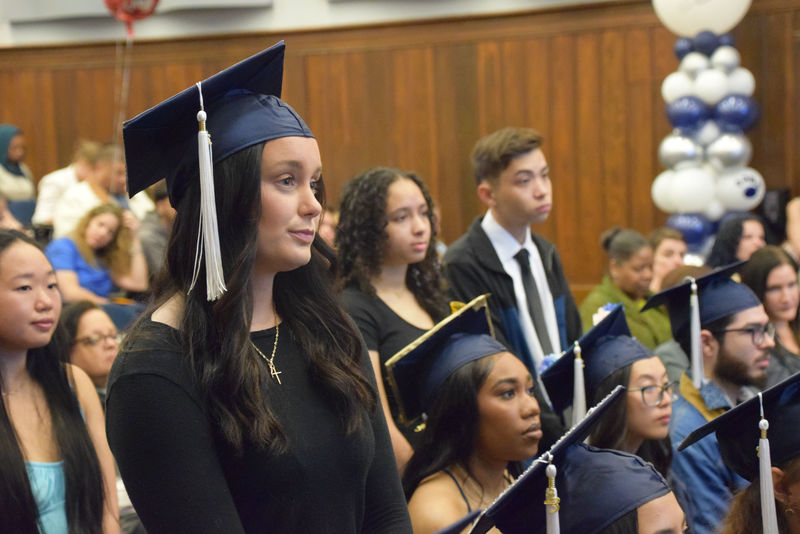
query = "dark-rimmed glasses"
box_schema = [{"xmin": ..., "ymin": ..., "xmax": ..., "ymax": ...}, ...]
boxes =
[
  {"xmin": 627, "ymin": 381, "xmax": 677, "ymax": 407},
  {"xmin": 74, "ymin": 333, "xmax": 121, "ymax": 347},
  {"xmin": 714, "ymin": 323, "xmax": 775, "ymax": 346}
]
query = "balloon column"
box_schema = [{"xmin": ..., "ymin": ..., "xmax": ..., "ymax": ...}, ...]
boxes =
[{"xmin": 650, "ymin": 0, "xmax": 763, "ymax": 253}]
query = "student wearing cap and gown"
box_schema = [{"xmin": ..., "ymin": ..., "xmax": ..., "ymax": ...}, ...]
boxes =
[
  {"xmin": 386, "ymin": 296, "xmax": 542, "ymax": 534},
  {"xmin": 467, "ymin": 385, "xmax": 687, "ymax": 534},
  {"xmin": 104, "ymin": 42, "xmax": 411, "ymax": 533},
  {"xmin": 680, "ymin": 372, "xmax": 800, "ymax": 534},
  {"xmin": 541, "ymin": 305, "xmax": 677, "ymax": 482},
  {"xmin": 642, "ymin": 263, "xmax": 776, "ymax": 534}
]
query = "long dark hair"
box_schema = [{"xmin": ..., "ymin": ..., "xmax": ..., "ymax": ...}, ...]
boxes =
[
  {"xmin": 336, "ymin": 167, "xmax": 448, "ymax": 322},
  {"xmin": 58, "ymin": 300, "xmax": 101, "ymax": 346},
  {"xmin": 128, "ymin": 142, "xmax": 375, "ymax": 453},
  {"xmin": 741, "ymin": 245, "xmax": 800, "ymax": 333},
  {"xmin": 402, "ymin": 356, "xmax": 518, "ymax": 500},
  {"xmin": 0, "ymin": 230, "xmax": 105, "ymax": 533},
  {"xmin": 588, "ymin": 365, "xmax": 673, "ymax": 478},
  {"xmin": 707, "ymin": 213, "xmax": 765, "ymax": 267}
]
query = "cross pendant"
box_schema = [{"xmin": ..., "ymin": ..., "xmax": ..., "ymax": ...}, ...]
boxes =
[{"xmin": 269, "ymin": 363, "xmax": 282, "ymax": 385}]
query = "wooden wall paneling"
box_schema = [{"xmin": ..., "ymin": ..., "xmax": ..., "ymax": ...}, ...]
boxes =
[
  {"xmin": 475, "ymin": 41, "xmax": 505, "ymax": 137},
  {"xmin": 519, "ymin": 38, "xmax": 553, "ymax": 140},
  {"xmin": 599, "ymin": 30, "xmax": 628, "ymax": 232}
]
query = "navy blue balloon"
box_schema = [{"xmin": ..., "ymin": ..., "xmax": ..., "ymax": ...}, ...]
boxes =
[
  {"xmin": 715, "ymin": 95, "xmax": 759, "ymax": 131},
  {"xmin": 718, "ymin": 34, "xmax": 735, "ymax": 47},
  {"xmin": 674, "ymin": 38, "xmax": 694, "ymax": 60},
  {"xmin": 693, "ymin": 31, "xmax": 720, "ymax": 56},
  {"xmin": 667, "ymin": 213, "xmax": 713, "ymax": 253},
  {"xmin": 666, "ymin": 96, "xmax": 711, "ymax": 129}
]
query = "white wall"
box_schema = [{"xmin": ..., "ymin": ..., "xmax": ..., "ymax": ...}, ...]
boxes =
[{"xmin": 0, "ymin": 0, "xmax": 600, "ymax": 47}]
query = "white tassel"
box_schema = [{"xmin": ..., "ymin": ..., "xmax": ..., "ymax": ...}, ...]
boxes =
[
  {"xmin": 189, "ymin": 82, "xmax": 227, "ymax": 301},
  {"xmin": 689, "ymin": 277, "xmax": 703, "ymax": 389},
  {"xmin": 758, "ymin": 393, "xmax": 780, "ymax": 534},
  {"xmin": 571, "ymin": 342, "xmax": 586, "ymax": 426},
  {"xmin": 545, "ymin": 462, "xmax": 560, "ymax": 534}
]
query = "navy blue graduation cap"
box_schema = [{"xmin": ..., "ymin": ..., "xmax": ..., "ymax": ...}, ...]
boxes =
[
  {"xmin": 470, "ymin": 385, "xmax": 672, "ymax": 534},
  {"xmin": 385, "ymin": 294, "xmax": 502, "ymax": 426},
  {"xmin": 541, "ymin": 305, "xmax": 653, "ymax": 425},
  {"xmin": 679, "ymin": 372, "xmax": 800, "ymax": 534},
  {"xmin": 122, "ymin": 41, "xmax": 313, "ymax": 301},
  {"xmin": 642, "ymin": 261, "xmax": 760, "ymax": 388},
  {"xmin": 434, "ymin": 510, "xmax": 482, "ymax": 534}
]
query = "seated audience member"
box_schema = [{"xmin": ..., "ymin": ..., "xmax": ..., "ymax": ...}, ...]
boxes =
[
  {"xmin": 53, "ymin": 142, "xmax": 127, "ymax": 238},
  {"xmin": 45, "ymin": 204, "xmax": 148, "ymax": 304},
  {"xmin": 0, "ymin": 229, "xmax": 118, "ymax": 533},
  {"xmin": 337, "ymin": 167, "xmax": 449, "ymax": 469},
  {"xmin": 467, "ymin": 386, "xmax": 686, "ymax": 534},
  {"xmin": 648, "ymin": 227, "xmax": 687, "ymax": 293},
  {"xmin": 32, "ymin": 139, "xmax": 101, "ymax": 226},
  {"xmin": 643, "ymin": 264, "xmax": 775, "ymax": 534},
  {"xmin": 543, "ymin": 305, "xmax": 675, "ymax": 479},
  {"xmin": 318, "ymin": 206, "xmax": 338, "ymax": 248},
  {"xmin": 0, "ymin": 192, "xmax": 24, "ymax": 231},
  {"xmin": 784, "ymin": 196, "xmax": 800, "ymax": 264},
  {"xmin": 138, "ymin": 181, "xmax": 175, "ymax": 280},
  {"xmin": 741, "ymin": 246, "xmax": 800, "ymax": 387},
  {"xmin": 580, "ymin": 227, "xmax": 671, "ymax": 349},
  {"xmin": 394, "ymin": 298, "xmax": 541, "ymax": 534},
  {"xmin": 0, "ymin": 124, "xmax": 35, "ymax": 201},
  {"xmin": 652, "ymin": 265, "xmax": 712, "ymax": 383},
  {"xmin": 707, "ymin": 213, "xmax": 767, "ymax": 268},
  {"xmin": 680, "ymin": 373, "xmax": 800, "ymax": 534}
]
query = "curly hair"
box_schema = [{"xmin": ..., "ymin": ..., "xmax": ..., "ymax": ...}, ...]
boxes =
[
  {"xmin": 336, "ymin": 167, "xmax": 447, "ymax": 321},
  {"xmin": 71, "ymin": 204, "xmax": 132, "ymax": 278},
  {"xmin": 706, "ymin": 213, "xmax": 765, "ymax": 267}
]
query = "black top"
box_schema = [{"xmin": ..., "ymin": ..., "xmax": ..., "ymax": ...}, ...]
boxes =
[
  {"xmin": 105, "ymin": 319, "xmax": 411, "ymax": 534},
  {"xmin": 340, "ymin": 287, "xmax": 426, "ymax": 444}
]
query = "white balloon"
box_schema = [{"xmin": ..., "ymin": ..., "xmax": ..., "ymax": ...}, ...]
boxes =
[
  {"xmin": 669, "ymin": 167, "xmax": 715, "ymax": 213},
  {"xmin": 679, "ymin": 52, "xmax": 711, "ymax": 78},
  {"xmin": 728, "ymin": 67, "xmax": 756, "ymax": 96},
  {"xmin": 661, "ymin": 72, "xmax": 694, "ymax": 103},
  {"xmin": 711, "ymin": 46, "xmax": 741, "ymax": 72},
  {"xmin": 704, "ymin": 199, "xmax": 726, "ymax": 221},
  {"xmin": 694, "ymin": 120, "xmax": 721, "ymax": 146},
  {"xmin": 715, "ymin": 167, "xmax": 765, "ymax": 211},
  {"xmin": 652, "ymin": 0, "xmax": 752, "ymax": 37},
  {"xmin": 693, "ymin": 69, "xmax": 729, "ymax": 105},
  {"xmin": 707, "ymin": 133, "xmax": 753, "ymax": 170},
  {"xmin": 652, "ymin": 170, "xmax": 677, "ymax": 212}
]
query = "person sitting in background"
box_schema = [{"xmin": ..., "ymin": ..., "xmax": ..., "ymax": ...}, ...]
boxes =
[
  {"xmin": 0, "ymin": 192, "xmax": 24, "ymax": 231},
  {"xmin": 32, "ymin": 139, "xmax": 101, "ymax": 227},
  {"xmin": 580, "ymin": 227, "xmax": 671, "ymax": 349},
  {"xmin": 318, "ymin": 206, "xmax": 338, "ymax": 248},
  {"xmin": 0, "ymin": 124, "xmax": 35, "ymax": 201},
  {"xmin": 706, "ymin": 213, "xmax": 767, "ymax": 268},
  {"xmin": 0, "ymin": 229, "xmax": 118, "ymax": 533},
  {"xmin": 741, "ymin": 246, "xmax": 800, "ymax": 387},
  {"xmin": 138, "ymin": 181, "xmax": 175, "ymax": 281},
  {"xmin": 45, "ymin": 204, "xmax": 148, "ymax": 304},
  {"xmin": 53, "ymin": 143, "xmax": 127, "ymax": 238},
  {"xmin": 337, "ymin": 166, "xmax": 449, "ymax": 470},
  {"xmin": 783, "ymin": 196, "xmax": 800, "ymax": 265},
  {"xmin": 648, "ymin": 227, "xmax": 687, "ymax": 293}
]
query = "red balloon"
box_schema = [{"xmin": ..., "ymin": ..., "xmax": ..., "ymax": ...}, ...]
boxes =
[{"xmin": 105, "ymin": 0, "xmax": 159, "ymax": 36}]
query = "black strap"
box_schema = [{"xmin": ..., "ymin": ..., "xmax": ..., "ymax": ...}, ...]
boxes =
[
  {"xmin": 442, "ymin": 469, "xmax": 472, "ymax": 513},
  {"xmin": 513, "ymin": 248, "xmax": 554, "ymax": 355}
]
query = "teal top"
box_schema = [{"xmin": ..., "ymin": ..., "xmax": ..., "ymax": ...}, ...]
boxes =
[{"xmin": 25, "ymin": 461, "xmax": 67, "ymax": 534}]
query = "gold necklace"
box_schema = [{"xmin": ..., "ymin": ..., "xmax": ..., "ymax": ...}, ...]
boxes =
[{"xmin": 252, "ymin": 322, "xmax": 281, "ymax": 384}]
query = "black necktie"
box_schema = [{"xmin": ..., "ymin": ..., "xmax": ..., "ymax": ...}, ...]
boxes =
[{"xmin": 514, "ymin": 248, "xmax": 554, "ymax": 355}]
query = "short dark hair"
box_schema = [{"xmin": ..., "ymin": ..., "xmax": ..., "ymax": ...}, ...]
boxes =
[
  {"xmin": 471, "ymin": 127, "xmax": 543, "ymax": 185},
  {"xmin": 600, "ymin": 227, "xmax": 649, "ymax": 264}
]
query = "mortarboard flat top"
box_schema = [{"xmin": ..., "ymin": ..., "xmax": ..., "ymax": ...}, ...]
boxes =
[
  {"xmin": 385, "ymin": 294, "xmax": 502, "ymax": 425},
  {"xmin": 470, "ymin": 385, "xmax": 672, "ymax": 534},
  {"xmin": 433, "ymin": 510, "xmax": 482, "ymax": 534},
  {"xmin": 678, "ymin": 372, "xmax": 800, "ymax": 481},
  {"xmin": 541, "ymin": 305, "xmax": 653, "ymax": 412},
  {"xmin": 123, "ymin": 40, "xmax": 313, "ymax": 205},
  {"xmin": 641, "ymin": 261, "xmax": 760, "ymax": 347}
]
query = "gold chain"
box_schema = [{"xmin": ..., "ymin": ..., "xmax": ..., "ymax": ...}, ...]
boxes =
[{"xmin": 252, "ymin": 322, "xmax": 281, "ymax": 384}]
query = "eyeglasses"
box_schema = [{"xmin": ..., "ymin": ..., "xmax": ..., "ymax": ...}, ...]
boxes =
[
  {"xmin": 715, "ymin": 322, "xmax": 776, "ymax": 346},
  {"xmin": 627, "ymin": 381, "xmax": 677, "ymax": 407},
  {"xmin": 74, "ymin": 333, "xmax": 121, "ymax": 347}
]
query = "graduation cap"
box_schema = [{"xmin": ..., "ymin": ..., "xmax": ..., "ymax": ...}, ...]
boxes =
[
  {"xmin": 541, "ymin": 305, "xmax": 653, "ymax": 425},
  {"xmin": 679, "ymin": 372, "xmax": 800, "ymax": 534},
  {"xmin": 434, "ymin": 510, "xmax": 482, "ymax": 534},
  {"xmin": 122, "ymin": 41, "xmax": 313, "ymax": 301},
  {"xmin": 385, "ymin": 294, "xmax": 500, "ymax": 426},
  {"xmin": 470, "ymin": 385, "xmax": 672, "ymax": 534},
  {"xmin": 641, "ymin": 261, "xmax": 760, "ymax": 388}
]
